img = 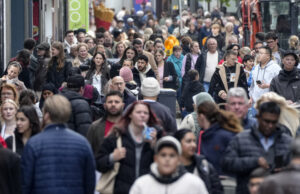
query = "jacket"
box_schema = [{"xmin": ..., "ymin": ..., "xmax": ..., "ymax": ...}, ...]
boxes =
[
  {"xmin": 192, "ymin": 155, "xmax": 223, "ymax": 194},
  {"xmin": 86, "ymin": 117, "xmax": 106, "ymax": 156},
  {"xmin": 85, "ymin": 67, "xmax": 110, "ymax": 95},
  {"xmin": 249, "ymin": 60, "xmax": 281, "ymax": 102},
  {"xmin": 142, "ymin": 50, "xmax": 159, "ymax": 80},
  {"xmin": 46, "ymin": 59, "xmax": 72, "ymax": 89},
  {"xmin": 180, "ymin": 80, "xmax": 205, "ymax": 112},
  {"xmin": 21, "ymin": 123, "xmax": 95, "ymax": 194},
  {"xmin": 198, "ymin": 50, "xmax": 223, "ymax": 83},
  {"xmin": 96, "ymin": 130, "xmax": 156, "ymax": 194},
  {"xmin": 258, "ymin": 164, "xmax": 300, "ymax": 194},
  {"xmin": 222, "ymin": 124, "xmax": 292, "ymax": 194},
  {"xmin": 179, "ymin": 112, "xmax": 200, "ymax": 136},
  {"xmin": 209, "ymin": 62, "xmax": 248, "ymax": 103},
  {"xmin": 270, "ymin": 67, "xmax": 300, "ymax": 102},
  {"xmin": 199, "ymin": 123, "xmax": 238, "ymax": 175},
  {"xmin": 123, "ymin": 89, "xmax": 137, "ymax": 108},
  {"xmin": 166, "ymin": 54, "xmax": 184, "ymax": 84},
  {"xmin": 129, "ymin": 163, "xmax": 208, "ymax": 194},
  {"xmin": 132, "ymin": 64, "xmax": 156, "ymax": 87},
  {"xmin": 61, "ymin": 89, "xmax": 92, "ymax": 136},
  {"xmin": 162, "ymin": 61, "xmax": 178, "ymax": 90},
  {"xmin": 0, "ymin": 147, "xmax": 21, "ymax": 194}
]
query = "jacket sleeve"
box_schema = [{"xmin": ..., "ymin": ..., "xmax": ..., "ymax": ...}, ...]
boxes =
[
  {"xmin": 96, "ymin": 135, "xmax": 117, "ymax": 173},
  {"xmin": 84, "ymin": 142, "xmax": 96, "ymax": 194},
  {"xmin": 208, "ymin": 163, "xmax": 224, "ymax": 194},
  {"xmin": 238, "ymin": 67, "xmax": 249, "ymax": 96},
  {"xmin": 86, "ymin": 123, "xmax": 97, "ymax": 155},
  {"xmin": 21, "ymin": 144, "xmax": 35, "ymax": 194},
  {"xmin": 221, "ymin": 136, "xmax": 259, "ymax": 175},
  {"xmin": 73, "ymin": 100, "xmax": 92, "ymax": 136},
  {"xmin": 269, "ymin": 78, "xmax": 277, "ymax": 93}
]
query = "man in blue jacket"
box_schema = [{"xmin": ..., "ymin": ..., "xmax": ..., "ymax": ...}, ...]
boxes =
[{"xmin": 21, "ymin": 95, "xmax": 95, "ymax": 194}]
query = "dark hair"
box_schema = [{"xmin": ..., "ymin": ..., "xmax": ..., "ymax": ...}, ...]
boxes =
[
  {"xmin": 96, "ymin": 32, "xmax": 105, "ymax": 39},
  {"xmin": 254, "ymin": 41, "xmax": 264, "ymax": 48},
  {"xmin": 137, "ymin": 54, "xmax": 149, "ymax": 63},
  {"xmin": 19, "ymin": 89, "xmax": 36, "ymax": 106},
  {"xmin": 154, "ymin": 39, "xmax": 163, "ymax": 47},
  {"xmin": 24, "ymin": 38, "xmax": 36, "ymax": 50},
  {"xmin": 39, "ymin": 83, "xmax": 58, "ymax": 109},
  {"xmin": 16, "ymin": 49, "xmax": 31, "ymax": 67},
  {"xmin": 173, "ymin": 45, "xmax": 182, "ymax": 52},
  {"xmin": 197, "ymin": 101, "xmax": 243, "ymax": 133},
  {"xmin": 255, "ymin": 32, "xmax": 265, "ymax": 42},
  {"xmin": 119, "ymin": 46, "xmax": 138, "ymax": 65},
  {"xmin": 17, "ymin": 105, "xmax": 40, "ymax": 136},
  {"xmin": 226, "ymin": 43, "xmax": 240, "ymax": 51},
  {"xmin": 265, "ymin": 31, "xmax": 278, "ymax": 40},
  {"xmin": 225, "ymin": 50, "xmax": 238, "ymax": 58},
  {"xmin": 105, "ymin": 90, "xmax": 123, "ymax": 102},
  {"xmin": 260, "ymin": 46, "xmax": 272, "ymax": 58},
  {"xmin": 132, "ymin": 39, "xmax": 143, "ymax": 46},
  {"xmin": 111, "ymin": 101, "xmax": 160, "ymax": 135},
  {"xmin": 65, "ymin": 30, "xmax": 74, "ymax": 37},
  {"xmin": 188, "ymin": 69, "xmax": 199, "ymax": 81},
  {"xmin": 86, "ymin": 52, "xmax": 107, "ymax": 79},
  {"xmin": 249, "ymin": 167, "xmax": 270, "ymax": 179},
  {"xmin": 242, "ymin": 55, "xmax": 254, "ymax": 63},
  {"xmin": 258, "ymin": 101, "xmax": 281, "ymax": 116},
  {"xmin": 174, "ymin": 129, "xmax": 193, "ymax": 142}
]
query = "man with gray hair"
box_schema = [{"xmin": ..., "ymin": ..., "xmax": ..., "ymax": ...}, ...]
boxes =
[{"xmin": 226, "ymin": 87, "xmax": 256, "ymax": 129}]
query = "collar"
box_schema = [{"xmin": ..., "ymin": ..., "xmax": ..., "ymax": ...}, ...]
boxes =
[{"xmin": 43, "ymin": 123, "xmax": 68, "ymax": 131}]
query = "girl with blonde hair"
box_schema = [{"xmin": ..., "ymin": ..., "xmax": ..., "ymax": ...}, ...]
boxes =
[{"xmin": 255, "ymin": 92, "xmax": 300, "ymax": 137}]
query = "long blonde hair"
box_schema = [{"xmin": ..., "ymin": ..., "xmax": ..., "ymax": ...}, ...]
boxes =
[{"xmin": 255, "ymin": 92, "xmax": 300, "ymax": 137}]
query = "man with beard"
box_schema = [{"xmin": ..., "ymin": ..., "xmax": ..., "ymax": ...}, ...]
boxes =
[
  {"xmin": 87, "ymin": 91, "xmax": 124, "ymax": 155},
  {"xmin": 132, "ymin": 55, "xmax": 156, "ymax": 87}
]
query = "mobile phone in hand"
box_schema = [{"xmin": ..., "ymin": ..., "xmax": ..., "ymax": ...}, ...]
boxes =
[{"xmin": 256, "ymin": 80, "xmax": 262, "ymax": 85}]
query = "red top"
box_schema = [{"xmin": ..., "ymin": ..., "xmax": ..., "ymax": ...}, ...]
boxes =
[
  {"xmin": 0, "ymin": 136, "xmax": 7, "ymax": 148},
  {"xmin": 104, "ymin": 120, "xmax": 115, "ymax": 137}
]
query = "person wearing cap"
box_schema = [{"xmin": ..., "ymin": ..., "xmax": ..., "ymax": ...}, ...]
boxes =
[
  {"xmin": 258, "ymin": 137, "xmax": 300, "ymax": 194},
  {"xmin": 141, "ymin": 77, "xmax": 177, "ymax": 134},
  {"xmin": 119, "ymin": 66, "xmax": 139, "ymax": 96},
  {"xmin": 61, "ymin": 74, "xmax": 92, "ymax": 136},
  {"xmin": 125, "ymin": 17, "xmax": 138, "ymax": 32},
  {"xmin": 270, "ymin": 51, "xmax": 300, "ymax": 104},
  {"xmin": 129, "ymin": 136, "xmax": 208, "ymax": 194},
  {"xmin": 179, "ymin": 92, "xmax": 214, "ymax": 136},
  {"xmin": 132, "ymin": 54, "xmax": 156, "ymax": 87}
]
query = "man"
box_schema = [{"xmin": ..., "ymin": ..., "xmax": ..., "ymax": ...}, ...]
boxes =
[
  {"xmin": 265, "ymin": 31, "xmax": 285, "ymax": 65},
  {"xmin": 21, "ymin": 95, "xmax": 95, "ymax": 194},
  {"xmin": 64, "ymin": 30, "xmax": 76, "ymax": 54},
  {"xmin": 259, "ymin": 137, "xmax": 300, "ymax": 194},
  {"xmin": 248, "ymin": 168, "xmax": 270, "ymax": 194},
  {"xmin": 209, "ymin": 50, "xmax": 248, "ymax": 103},
  {"xmin": 111, "ymin": 76, "xmax": 136, "ymax": 108},
  {"xmin": 76, "ymin": 30, "xmax": 86, "ymax": 43},
  {"xmin": 249, "ymin": 46, "xmax": 281, "ymax": 105},
  {"xmin": 141, "ymin": 77, "xmax": 177, "ymax": 134},
  {"xmin": 61, "ymin": 75, "xmax": 92, "ymax": 136},
  {"xmin": 132, "ymin": 38, "xmax": 159, "ymax": 80},
  {"xmin": 199, "ymin": 18, "xmax": 211, "ymax": 47},
  {"xmin": 199, "ymin": 37, "xmax": 223, "ymax": 91},
  {"xmin": 87, "ymin": 91, "xmax": 124, "ymax": 155},
  {"xmin": 132, "ymin": 55, "xmax": 156, "ymax": 87},
  {"xmin": 222, "ymin": 101, "xmax": 292, "ymax": 194},
  {"xmin": 130, "ymin": 136, "xmax": 208, "ymax": 194},
  {"xmin": 226, "ymin": 87, "xmax": 256, "ymax": 129},
  {"xmin": 270, "ymin": 51, "xmax": 300, "ymax": 104}
]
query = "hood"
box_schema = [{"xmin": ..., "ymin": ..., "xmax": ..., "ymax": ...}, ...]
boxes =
[
  {"xmin": 188, "ymin": 81, "xmax": 204, "ymax": 93},
  {"xmin": 134, "ymin": 62, "xmax": 152, "ymax": 75},
  {"xmin": 278, "ymin": 68, "xmax": 300, "ymax": 81},
  {"xmin": 150, "ymin": 162, "xmax": 186, "ymax": 184}
]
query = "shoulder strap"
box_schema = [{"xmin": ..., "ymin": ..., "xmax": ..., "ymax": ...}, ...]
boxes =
[{"xmin": 116, "ymin": 136, "xmax": 122, "ymax": 148}]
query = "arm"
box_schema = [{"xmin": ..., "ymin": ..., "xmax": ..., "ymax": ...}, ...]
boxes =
[
  {"xmin": 21, "ymin": 144, "xmax": 35, "ymax": 194},
  {"xmin": 181, "ymin": 55, "xmax": 187, "ymax": 77}
]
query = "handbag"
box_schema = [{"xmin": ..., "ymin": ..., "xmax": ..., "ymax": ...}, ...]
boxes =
[{"xmin": 96, "ymin": 136, "xmax": 122, "ymax": 194}]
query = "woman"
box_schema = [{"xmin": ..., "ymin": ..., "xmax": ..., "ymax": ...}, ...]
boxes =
[
  {"xmin": 197, "ymin": 101, "xmax": 242, "ymax": 174},
  {"xmin": 96, "ymin": 101, "xmax": 162, "ymax": 194},
  {"xmin": 46, "ymin": 41, "xmax": 72, "ymax": 89},
  {"xmin": 72, "ymin": 43, "xmax": 92, "ymax": 67},
  {"xmin": 0, "ymin": 84, "xmax": 19, "ymax": 104},
  {"xmin": 174, "ymin": 129, "xmax": 223, "ymax": 194},
  {"xmin": 224, "ymin": 22, "xmax": 234, "ymax": 48},
  {"xmin": 85, "ymin": 52, "xmax": 110, "ymax": 96},
  {"xmin": 209, "ymin": 23, "xmax": 225, "ymax": 51},
  {"xmin": 113, "ymin": 41, "xmax": 126, "ymax": 59},
  {"xmin": 6, "ymin": 105, "xmax": 40, "ymax": 155},
  {"xmin": 0, "ymin": 99, "xmax": 18, "ymax": 141},
  {"xmin": 155, "ymin": 49, "xmax": 178, "ymax": 89},
  {"xmin": 111, "ymin": 46, "xmax": 138, "ymax": 78},
  {"xmin": 39, "ymin": 83, "xmax": 58, "ymax": 110}
]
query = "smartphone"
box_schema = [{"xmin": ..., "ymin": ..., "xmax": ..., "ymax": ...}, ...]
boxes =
[
  {"xmin": 256, "ymin": 80, "xmax": 262, "ymax": 85},
  {"xmin": 143, "ymin": 123, "xmax": 154, "ymax": 140}
]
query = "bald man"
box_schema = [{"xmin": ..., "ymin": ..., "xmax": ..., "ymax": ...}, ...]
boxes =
[{"xmin": 110, "ymin": 76, "xmax": 136, "ymax": 108}]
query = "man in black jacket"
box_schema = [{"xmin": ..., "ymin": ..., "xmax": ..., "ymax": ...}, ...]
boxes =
[
  {"xmin": 61, "ymin": 75, "xmax": 92, "ymax": 136},
  {"xmin": 270, "ymin": 51, "xmax": 300, "ymax": 104},
  {"xmin": 132, "ymin": 55, "xmax": 156, "ymax": 87},
  {"xmin": 222, "ymin": 101, "xmax": 292, "ymax": 194},
  {"xmin": 111, "ymin": 76, "xmax": 136, "ymax": 108}
]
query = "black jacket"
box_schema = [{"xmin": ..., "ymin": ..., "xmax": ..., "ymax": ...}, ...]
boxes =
[
  {"xmin": 96, "ymin": 131, "xmax": 156, "ymax": 194},
  {"xmin": 198, "ymin": 50, "xmax": 223, "ymax": 83},
  {"xmin": 61, "ymin": 89, "xmax": 92, "ymax": 136},
  {"xmin": 180, "ymin": 80, "xmax": 205, "ymax": 112},
  {"xmin": 46, "ymin": 59, "xmax": 72, "ymax": 89},
  {"xmin": 162, "ymin": 61, "xmax": 178, "ymax": 90},
  {"xmin": 181, "ymin": 53, "xmax": 202, "ymax": 92},
  {"xmin": 123, "ymin": 89, "xmax": 137, "ymax": 108},
  {"xmin": 0, "ymin": 146, "xmax": 21, "ymax": 194},
  {"xmin": 222, "ymin": 124, "xmax": 292, "ymax": 194},
  {"xmin": 132, "ymin": 66, "xmax": 156, "ymax": 87},
  {"xmin": 270, "ymin": 68, "xmax": 300, "ymax": 102}
]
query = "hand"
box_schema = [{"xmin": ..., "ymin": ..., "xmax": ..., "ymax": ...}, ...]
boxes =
[
  {"xmin": 145, "ymin": 129, "xmax": 157, "ymax": 149},
  {"xmin": 181, "ymin": 107, "xmax": 185, "ymax": 111},
  {"xmin": 249, "ymin": 98, "xmax": 253, "ymax": 107},
  {"xmin": 220, "ymin": 92, "xmax": 227, "ymax": 100},
  {"xmin": 112, "ymin": 147, "xmax": 126, "ymax": 161},
  {"xmin": 163, "ymin": 77, "xmax": 169, "ymax": 81},
  {"xmin": 258, "ymin": 157, "xmax": 269, "ymax": 169},
  {"xmin": 287, "ymin": 100, "xmax": 294, "ymax": 105},
  {"xmin": 257, "ymin": 81, "xmax": 269, "ymax": 89}
]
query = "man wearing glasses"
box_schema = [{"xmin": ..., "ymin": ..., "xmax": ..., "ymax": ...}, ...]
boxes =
[{"xmin": 265, "ymin": 32, "xmax": 286, "ymax": 65}]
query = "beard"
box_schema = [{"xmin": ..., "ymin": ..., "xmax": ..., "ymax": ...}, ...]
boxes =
[{"xmin": 107, "ymin": 109, "xmax": 123, "ymax": 117}]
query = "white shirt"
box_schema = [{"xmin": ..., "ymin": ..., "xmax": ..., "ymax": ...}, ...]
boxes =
[
  {"xmin": 92, "ymin": 74, "xmax": 102, "ymax": 95},
  {"xmin": 204, "ymin": 51, "xmax": 218, "ymax": 82}
]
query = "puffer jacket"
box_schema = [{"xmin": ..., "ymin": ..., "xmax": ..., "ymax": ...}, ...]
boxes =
[
  {"xmin": 221, "ymin": 124, "xmax": 292, "ymax": 194},
  {"xmin": 270, "ymin": 67, "xmax": 300, "ymax": 102},
  {"xmin": 129, "ymin": 163, "xmax": 208, "ymax": 194},
  {"xmin": 21, "ymin": 123, "xmax": 95, "ymax": 194},
  {"xmin": 61, "ymin": 89, "xmax": 92, "ymax": 136},
  {"xmin": 180, "ymin": 80, "xmax": 205, "ymax": 112}
]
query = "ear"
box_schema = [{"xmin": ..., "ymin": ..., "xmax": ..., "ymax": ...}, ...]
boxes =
[{"xmin": 154, "ymin": 155, "xmax": 158, "ymax": 162}]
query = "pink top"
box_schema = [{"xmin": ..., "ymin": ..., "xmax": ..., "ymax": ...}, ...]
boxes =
[{"xmin": 158, "ymin": 65, "xmax": 164, "ymax": 87}]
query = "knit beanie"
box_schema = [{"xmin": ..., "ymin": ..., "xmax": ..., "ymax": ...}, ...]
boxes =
[
  {"xmin": 119, "ymin": 66, "xmax": 133, "ymax": 82},
  {"xmin": 193, "ymin": 92, "xmax": 215, "ymax": 107},
  {"xmin": 141, "ymin": 77, "xmax": 160, "ymax": 97}
]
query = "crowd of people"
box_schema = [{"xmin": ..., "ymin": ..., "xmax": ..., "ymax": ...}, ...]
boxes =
[{"xmin": 1, "ymin": 3, "xmax": 300, "ymax": 194}]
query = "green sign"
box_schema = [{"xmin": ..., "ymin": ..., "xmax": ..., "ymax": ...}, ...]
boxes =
[{"xmin": 68, "ymin": 0, "xmax": 89, "ymax": 31}]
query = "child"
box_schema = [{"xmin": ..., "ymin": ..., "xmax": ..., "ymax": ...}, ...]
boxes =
[
  {"xmin": 243, "ymin": 55, "xmax": 255, "ymax": 79},
  {"xmin": 1, "ymin": 62, "xmax": 26, "ymax": 91}
]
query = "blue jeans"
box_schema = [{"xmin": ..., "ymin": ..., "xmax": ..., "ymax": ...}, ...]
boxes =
[{"xmin": 203, "ymin": 82, "xmax": 210, "ymax": 92}]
